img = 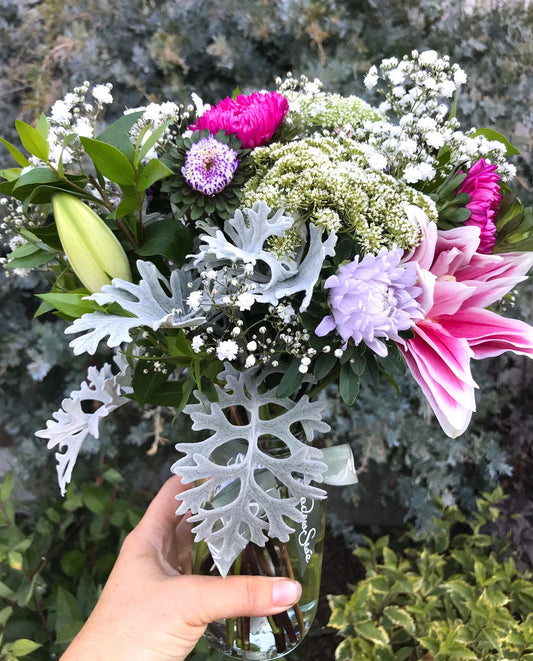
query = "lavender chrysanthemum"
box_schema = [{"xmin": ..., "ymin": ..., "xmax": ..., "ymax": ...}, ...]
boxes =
[
  {"xmin": 181, "ymin": 136, "xmax": 239, "ymax": 196},
  {"xmin": 315, "ymin": 247, "xmax": 423, "ymax": 356}
]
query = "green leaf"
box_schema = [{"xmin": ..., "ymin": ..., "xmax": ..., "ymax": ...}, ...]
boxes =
[
  {"xmin": 135, "ymin": 119, "xmax": 172, "ymax": 164},
  {"xmin": 142, "ymin": 378, "xmax": 193, "ymax": 409},
  {"xmin": 132, "ymin": 360, "xmax": 174, "ymax": 408},
  {"xmin": 0, "ymin": 473, "xmax": 14, "ymax": 502},
  {"xmin": 11, "ymin": 167, "xmax": 61, "ymax": 198},
  {"xmin": 0, "ymin": 167, "xmax": 22, "ymax": 181},
  {"xmin": 54, "ymin": 586, "xmax": 82, "ymax": 638},
  {"xmin": 113, "ymin": 196, "xmax": 141, "ymax": 218},
  {"xmin": 0, "ymin": 136, "xmax": 30, "ymax": 167},
  {"xmin": 275, "ymin": 360, "xmax": 305, "ymax": 398},
  {"xmin": 471, "ymin": 127, "xmax": 520, "ymax": 156},
  {"xmin": 393, "ymin": 648, "xmax": 416, "ymax": 661},
  {"xmin": 25, "ymin": 182, "xmax": 88, "ymax": 205},
  {"xmin": 383, "ymin": 606, "xmax": 416, "ymax": 635},
  {"xmin": 37, "ymin": 113, "xmax": 49, "ymax": 140},
  {"xmin": 21, "ymin": 224, "xmax": 63, "ymax": 252},
  {"xmin": 6, "ymin": 243, "xmax": 56, "ymax": 269},
  {"xmin": 0, "ymin": 582, "xmax": 13, "ymax": 599},
  {"xmin": 96, "ymin": 110, "xmax": 145, "ymax": 158},
  {"xmin": 340, "ymin": 362, "xmax": 360, "ymax": 405},
  {"xmin": 61, "ymin": 550, "xmax": 87, "ymax": 577},
  {"xmin": 7, "ymin": 551, "xmax": 23, "ymax": 571},
  {"xmin": 80, "ymin": 137, "xmax": 136, "ymax": 185},
  {"xmin": 36, "ymin": 292, "xmax": 99, "ymax": 319},
  {"xmin": 137, "ymin": 158, "xmax": 173, "ymax": 190},
  {"xmin": 15, "ymin": 120, "xmax": 49, "ymax": 162},
  {"xmin": 313, "ymin": 353, "xmax": 336, "ymax": 381},
  {"xmin": 8, "ymin": 639, "xmax": 42, "ymax": 657},
  {"xmin": 166, "ymin": 331, "xmax": 196, "ymax": 359},
  {"xmin": 136, "ymin": 217, "xmax": 193, "ymax": 264},
  {"xmin": 0, "ymin": 606, "xmax": 13, "ymax": 628},
  {"xmin": 81, "ymin": 484, "xmax": 110, "ymax": 515},
  {"xmin": 354, "ymin": 620, "xmax": 389, "ymax": 646}
]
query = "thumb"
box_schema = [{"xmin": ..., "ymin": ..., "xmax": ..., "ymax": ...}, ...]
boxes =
[{"xmin": 175, "ymin": 575, "xmax": 302, "ymax": 626}]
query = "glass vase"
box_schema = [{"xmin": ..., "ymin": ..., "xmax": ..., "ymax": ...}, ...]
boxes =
[{"xmin": 193, "ymin": 496, "xmax": 327, "ymax": 660}]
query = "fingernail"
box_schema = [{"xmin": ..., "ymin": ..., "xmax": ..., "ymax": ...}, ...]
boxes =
[{"xmin": 272, "ymin": 580, "xmax": 302, "ymax": 607}]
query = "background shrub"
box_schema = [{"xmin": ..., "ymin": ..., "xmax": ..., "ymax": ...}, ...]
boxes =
[{"xmin": 0, "ymin": 1, "xmax": 532, "ymax": 658}]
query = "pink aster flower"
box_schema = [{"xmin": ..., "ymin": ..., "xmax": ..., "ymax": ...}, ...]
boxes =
[
  {"xmin": 458, "ymin": 158, "xmax": 502, "ymax": 254},
  {"xmin": 401, "ymin": 206, "xmax": 533, "ymax": 437},
  {"xmin": 190, "ymin": 91, "xmax": 289, "ymax": 149}
]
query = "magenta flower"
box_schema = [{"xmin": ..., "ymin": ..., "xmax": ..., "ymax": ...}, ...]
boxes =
[
  {"xmin": 458, "ymin": 158, "xmax": 502, "ymax": 254},
  {"xmin": 401, "ymin": 207, "xmax": 533, "ymax": 437},
  {"xmin": 315, "ymin": 247, "xmax": 424, "ymax": 356},
  {"xmin": 190, "ymin": 91, "xmax": 289, "ymax": 149}
]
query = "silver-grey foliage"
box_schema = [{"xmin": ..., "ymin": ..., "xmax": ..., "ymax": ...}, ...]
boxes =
[
  {"xmin": 65, "ymin": 260, "xmax": 205, "ymax": 355},
  {"xmin": 194, "ymin": 201, "xmax": 337, "ymax": 311},
  {"xmin": 171, "ymin": 363, "xmax": 329, "ymax": 575}
]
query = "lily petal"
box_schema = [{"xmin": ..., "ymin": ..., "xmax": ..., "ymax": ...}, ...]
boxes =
[
  {"xmin": 439, "ymin": 308, "xmax": 533, "ymax": 359},
  {"xmin": 457, "ymin": 251, "xmax": 533, "ymax": 309},
  {"xmin": 402, "ymin": 325, "xmax": 476, "ymax": 438}
]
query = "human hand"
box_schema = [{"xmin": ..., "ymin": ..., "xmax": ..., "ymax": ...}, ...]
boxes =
[{"xmin": 60, "ymin": 475, "xmax": 302, "ymax": 661}]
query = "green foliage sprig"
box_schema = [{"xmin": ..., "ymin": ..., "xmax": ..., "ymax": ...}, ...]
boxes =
[
  {"xmin": 0, "ymin": 469, "xmax": 143, "ymax": 660},
  {"xmin": 328, "ymin": 487, "xmax": 533, "ymax": 661}
]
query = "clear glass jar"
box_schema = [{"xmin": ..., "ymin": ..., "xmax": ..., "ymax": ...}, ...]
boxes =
[{"xmin": 193, "ymin": 495, "xmax": 327, "ymax": 660}]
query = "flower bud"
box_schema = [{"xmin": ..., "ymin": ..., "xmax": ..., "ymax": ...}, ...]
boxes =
[{"xmin": 52, "ymin": 193, "xmax": 132, "ymax": 292}]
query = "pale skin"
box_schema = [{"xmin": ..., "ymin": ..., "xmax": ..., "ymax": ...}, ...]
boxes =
[{"xmin": 61, "ymin": 475, "xmax": 302, "ymax": 661}]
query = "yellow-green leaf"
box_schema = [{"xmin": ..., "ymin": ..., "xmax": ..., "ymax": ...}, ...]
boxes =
[
  {"xmin": 354, "ymin": 620, "xmax": 390, "ymax": 646},
  {"xmin": 80, "ymin": 137, "xmax": 136, "ymax": 185},
  {"xmin": 15, "ymin": 120, "xmax": 49, "ymax": 162}
]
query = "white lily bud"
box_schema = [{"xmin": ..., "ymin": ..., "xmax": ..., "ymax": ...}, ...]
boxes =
[{"xmin": 52, "ymin": 193, "xmax": 131, "ymax": 293}]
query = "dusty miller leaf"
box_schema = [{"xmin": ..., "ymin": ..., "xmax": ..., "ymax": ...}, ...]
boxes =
[
  {"xmin": 65, "ymin": 260, "xmax": 205, "ymax": 355},
  {"xmin": 35, "ymin": 354, "xmax": 132, "ymax": 495},
  {"xmin": 193, "ymin": 201, "xmax": 336, "ymax": 311},
  {"xmin": 171, "ymin": 362, "xmax": 329, "ymax": 576}
]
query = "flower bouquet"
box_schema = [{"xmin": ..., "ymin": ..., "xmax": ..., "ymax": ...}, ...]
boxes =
[{"xmin": 2, "ymin": 51, "xmax": 533, "ymax": 659}]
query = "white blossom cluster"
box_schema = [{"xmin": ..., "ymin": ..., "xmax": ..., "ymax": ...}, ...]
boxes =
[
  {"xmin": 171, "ymin": 261, "xmax": 334, "ymax": 370},
  {"xmin": 0, "ymin": 196, "xmax": 49, "ymax": 275},
  {"xmin": 243, "ymin": 135, "xmax": 436, "ymax": 252},
  {"xmin": 38, "ymin": 81, "xmax": 114, "ymax": 167},
  {"xmin": 126, "ymin": 100, "xmax": 194, "ymax": 160},
  {"xmin": 277, "ymin": 73, "xmax": 382, "ymax": 133},
  {"xmin": 188, "ymin": 294, "xmax": 335, "ymax": 372},
  {"xmin": 359, "ymin": 50, "xmax": 515, "ymax": 184}
]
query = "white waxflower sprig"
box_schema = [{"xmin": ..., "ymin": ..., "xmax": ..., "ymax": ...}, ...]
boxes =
[
  {"xmin": 38, "ymin": 81, "xmax": 114, "ymax": 168},
  {"xmin": 360, "ymin": 50, "xmax": 515, "ymax": 184}
]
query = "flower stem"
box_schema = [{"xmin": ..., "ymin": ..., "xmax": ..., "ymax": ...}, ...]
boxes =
[{"xmin": 280, "ymin": 541, "xmax": 306, "ymax": 636}]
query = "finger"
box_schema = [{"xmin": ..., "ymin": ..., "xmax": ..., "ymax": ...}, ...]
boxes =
[
  {"xmin": 136, "ymin": 475, "xmax": 190, "ymax": 541},
  {"xmin": 168, "ymin": 575, "xmax": 302, "ymax": 625},
  {"xmin": 127, "ymin": 475, "xmax": 192, "ymax": 566}
]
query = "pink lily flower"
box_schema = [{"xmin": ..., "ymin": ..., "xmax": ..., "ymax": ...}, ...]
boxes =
[{"xmin": 401, "ymin": 206, "xmax": 533, "ymax": 437}]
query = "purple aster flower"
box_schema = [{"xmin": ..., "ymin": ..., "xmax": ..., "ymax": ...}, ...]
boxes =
[
  {"xmin": 181, "ymin": 136, "xmax": 239, "ymax": 196},
  {"xmin": 315, "ymin": 247, "xmax": 424, "ymax": 356}
]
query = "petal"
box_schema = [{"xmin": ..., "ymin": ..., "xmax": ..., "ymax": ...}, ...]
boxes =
[
  {"xmin": 402, "ymin": 321, "xmax": 477, "ymax": 438},
  {"xmin": 439, "ymin": 308, "xmax": 533, "ymax": 359},
  {"xmin": 430, "ymin": 279, "xmax": 475, "ymax": 317},
  {"xmin": 412, "ymin": 320, "xmax": 477, "ymax": 389},
  {"xmin": 315, "ymin": 315, "xmax": 336, "ymax": 337},
  {"xmin": 456, "ymin": 251, "xmax": 533, "ymax": 309},
  {"xmin": 401, "ymin": 206, "xmax": 436, "ymax": 270}
]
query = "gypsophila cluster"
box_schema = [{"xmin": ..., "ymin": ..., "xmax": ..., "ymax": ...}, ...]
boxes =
[
  {"xmin": 127, "ymin": 100, "xmax": 194, "ymax": 160},
  {"xmin": 42, "ymin": 82, "xmax": 114, "ymax": 167},
  {"xmin": 359, "ymin": 51, "xmax": 516, "ymax": 184}
]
